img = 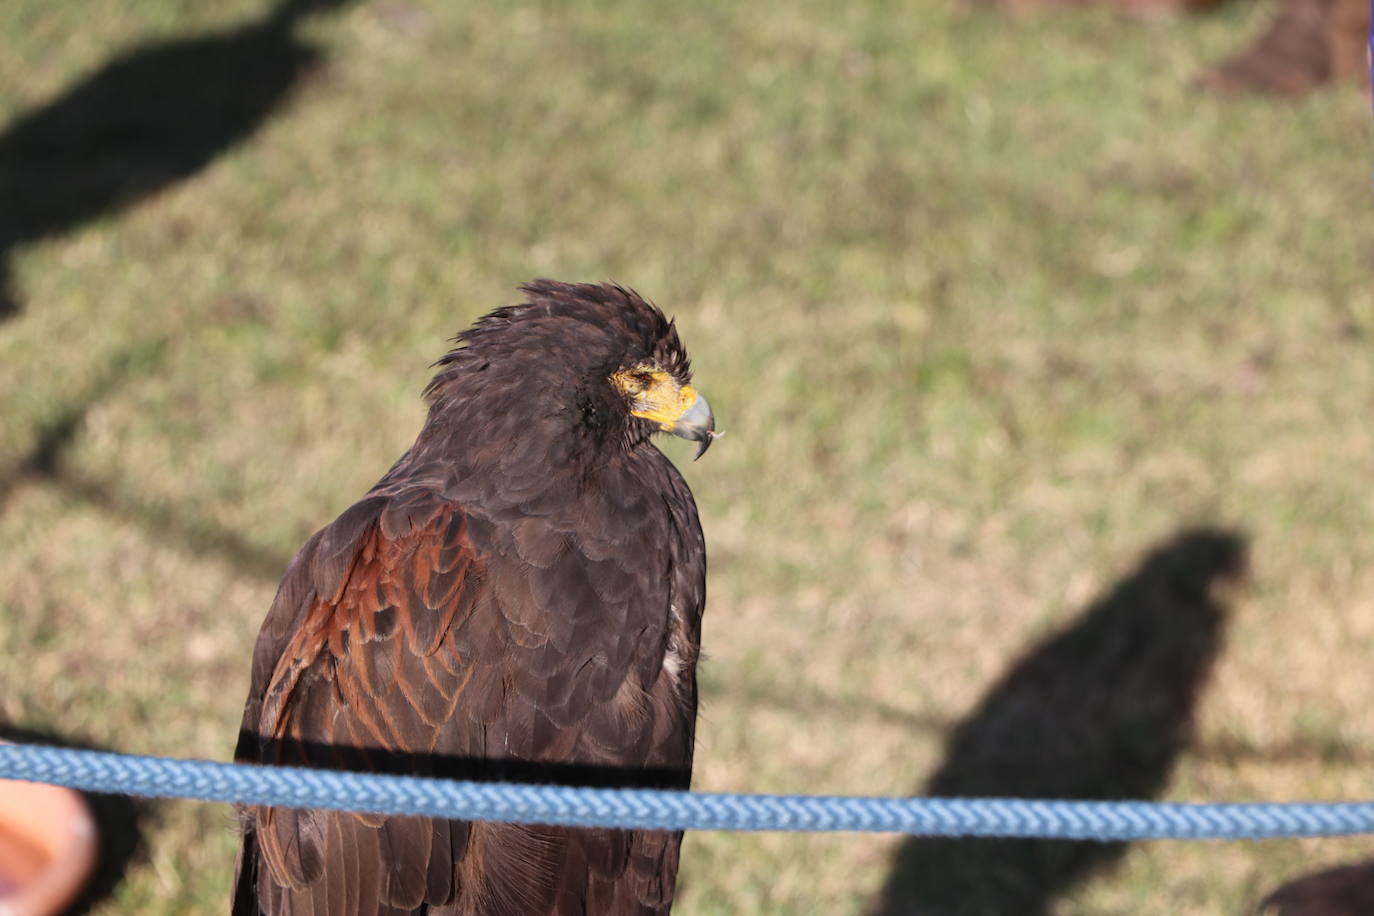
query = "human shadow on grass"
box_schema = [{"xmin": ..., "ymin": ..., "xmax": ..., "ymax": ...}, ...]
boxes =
[
  {"xmin": 731, "ymin": 677, "xmax": 1374, "ymax": 769},
  {"xmin": 0, "ymin": 0, "xmax": 357, "ymax": 321},
  {"xmin": 0, "ymin": 342, "xmax": 291, "ymax": 581},
  {"xmin": 0, "ymin": 725, "xmax": 152, "ymax": 916},
  {"xmin": 871, "ymin": 527, "xmax": 1247, "ymax": 916}
]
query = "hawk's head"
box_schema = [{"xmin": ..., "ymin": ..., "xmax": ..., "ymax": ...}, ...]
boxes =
[{"xmin": 424, "ymin": 280, "xmax": 717, "ymax": 461}]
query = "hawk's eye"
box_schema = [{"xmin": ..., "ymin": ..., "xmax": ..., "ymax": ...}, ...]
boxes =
[{"xmin": 609, "ymin": 365, "xmax": 665, "ymax": 399}]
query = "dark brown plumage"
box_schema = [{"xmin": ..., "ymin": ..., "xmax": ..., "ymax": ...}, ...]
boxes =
[{"xmin": 232, "ymin": 280, "xmax": 713, "ymax": 915}]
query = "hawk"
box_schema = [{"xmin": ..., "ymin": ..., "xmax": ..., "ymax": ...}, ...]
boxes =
[{"xmin": 232, "ymin": 280, "xmax": 715, "ymax": 915}]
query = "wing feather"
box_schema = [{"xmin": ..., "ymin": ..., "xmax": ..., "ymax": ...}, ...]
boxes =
[{"xmin": 235, "ymin": 462, "xmax": 702, "ymax": 915}]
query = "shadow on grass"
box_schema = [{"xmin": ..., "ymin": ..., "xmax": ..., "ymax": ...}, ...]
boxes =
[
  {"xmin": 871, "ymin": 527, "xmax": 1247, "ymax": 916},
  {"xmin": 40, "ymin": 464, "xmax": 292, "ymax": 582},
  {"xmin": 0, "ymin": 342, "xmax": 291, "ymax": 581},
  {"xmin": 0, "ymin": 725, "xmax": 154, "ymax": 916},
  {"xmin": 1259, "ymin": 861, "xmax": 1374, "ymax": 915},
  {"xmin": 0, "ymin": 0, "xmax": 357, "ymax": 321},
  {"xmin": 729, "ymin": 681, "xmax": 1374, "ymax": 769}
]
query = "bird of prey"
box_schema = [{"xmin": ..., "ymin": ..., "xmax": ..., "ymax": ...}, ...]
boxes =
[{"xmin": 232, "ymin": 280, "xmax": 716, "ymax": 915}]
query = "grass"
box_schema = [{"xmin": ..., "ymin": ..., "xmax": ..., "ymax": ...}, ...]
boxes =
[{"xmin": 3, "ymin": 0, "xmax": 1374, "ymax": 912}]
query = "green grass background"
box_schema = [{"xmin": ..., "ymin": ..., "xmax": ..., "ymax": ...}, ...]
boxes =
[{"xmin": 3, "ymin": 0, "xmax": 1374, "ymax": 912}]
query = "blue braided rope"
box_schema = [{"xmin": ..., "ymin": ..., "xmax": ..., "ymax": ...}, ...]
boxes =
[{"xmin": 2, "ymin": 745, "xmax": 1374, "ymax": 840}]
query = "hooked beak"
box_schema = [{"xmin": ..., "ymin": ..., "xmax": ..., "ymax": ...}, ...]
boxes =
[{"xmin": 671, "ymin": 392, "xmax": 718, "ymax": 460}]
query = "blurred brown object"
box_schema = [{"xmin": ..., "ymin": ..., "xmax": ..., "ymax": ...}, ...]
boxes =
[
  {"xmin": 1260, "ymin": 862, "xmax": 1374, "ymax": 915},
  {"xmin": 972, "ymin": 0, "xmax": 1220, "ymax": 17},
  {"xmin": 1198, "ymin": 0, "xmax": 1370, "ymax": 95},
  {"xmin": 974, "ymin": 0, "xmax": 1369, "ymax": 96}
]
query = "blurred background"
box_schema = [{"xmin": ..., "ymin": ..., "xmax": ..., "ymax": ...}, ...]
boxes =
[{"xmin": 2, "ymin": 0, "xmax": 1373, "ymax": 913}]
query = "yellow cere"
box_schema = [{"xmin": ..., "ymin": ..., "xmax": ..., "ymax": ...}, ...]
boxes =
[{"xmin": 611, "ymin": 365, "xmax": 698, "ymax": 431}]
